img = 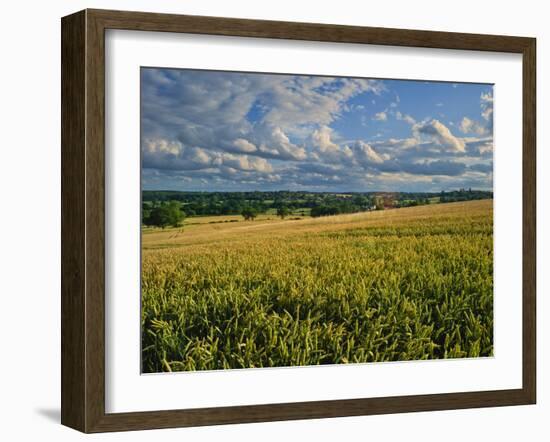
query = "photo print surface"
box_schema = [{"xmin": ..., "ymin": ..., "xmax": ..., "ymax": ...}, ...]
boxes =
[{"xmin": 140, "ymin": 67, "xmax": 494, "ymax": 373}]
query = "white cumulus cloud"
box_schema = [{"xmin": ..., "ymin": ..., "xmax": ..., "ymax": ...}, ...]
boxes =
[
  {"xmin": 353, "ymin": 141, "xmax": 388, "ymax": 165},
  {"xmin": 459, "ymin": 117, "xmax": 487, "ymax": 136},
  {"xmin": 413, "ymin": 119, "xmax": 466, "ymax": 153}
]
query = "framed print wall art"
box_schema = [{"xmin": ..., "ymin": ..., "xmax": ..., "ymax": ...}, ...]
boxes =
[{"xmin": 61, "ymin": 9, "xmax": 536, "ymax": 433}]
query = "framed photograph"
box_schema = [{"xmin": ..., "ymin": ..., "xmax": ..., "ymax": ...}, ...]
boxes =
[{"xmin": 61, "ymin": 9, "xmax": 536, "ymax": 433}]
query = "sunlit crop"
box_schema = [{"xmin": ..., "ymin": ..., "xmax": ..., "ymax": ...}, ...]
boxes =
[{"xmin": 141, "ymin": 200, "xmax": 493, "ymax": 372}]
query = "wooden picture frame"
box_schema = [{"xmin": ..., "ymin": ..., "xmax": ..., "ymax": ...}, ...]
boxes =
[{"xmin": 61, "ymin": 8, "xmax": 536, "ymax": 433}]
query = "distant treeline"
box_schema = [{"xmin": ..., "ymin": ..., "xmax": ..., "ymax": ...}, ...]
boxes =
[
  {"xmin": 141, "ymin": 189, "xmax": 492, "ymax": 227},
  {"xmin": 439, "ymin": 189, "xmax": 493, "ymax": 203}
]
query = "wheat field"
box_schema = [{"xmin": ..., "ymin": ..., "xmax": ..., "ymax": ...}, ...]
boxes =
[{"xmin": 141, "ymin": 199, "xmax": 493, "ymax": 372}]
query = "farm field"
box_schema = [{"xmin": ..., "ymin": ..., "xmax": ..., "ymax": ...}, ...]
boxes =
[{"xmin": 141, "ymin": 199, "xmax": 493, "ymax": 372}]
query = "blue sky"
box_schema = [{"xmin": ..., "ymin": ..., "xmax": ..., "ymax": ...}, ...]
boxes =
[{"xmin": 141, "ymin": 68, "xmax": 493, "ymax": 192}]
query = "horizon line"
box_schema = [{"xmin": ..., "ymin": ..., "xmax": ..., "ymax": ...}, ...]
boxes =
[{"xmin": 142, "ymin": 188, "xmax": 493, "ymax": 194}]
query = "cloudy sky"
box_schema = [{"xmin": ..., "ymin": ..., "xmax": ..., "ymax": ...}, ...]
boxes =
[{"xmin": 141, "ymin": 67, "xmax": 493, "ymax": 192}]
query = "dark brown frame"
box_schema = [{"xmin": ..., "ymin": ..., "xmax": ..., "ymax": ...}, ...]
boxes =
[{"xmin": 61, "ymin": 8, "xmax": 536, "ymax": 433}]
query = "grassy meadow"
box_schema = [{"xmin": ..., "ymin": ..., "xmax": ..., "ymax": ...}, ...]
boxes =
[{"xmin": 141, "ymin": 199, "xmax": 493, "ymax": 373}]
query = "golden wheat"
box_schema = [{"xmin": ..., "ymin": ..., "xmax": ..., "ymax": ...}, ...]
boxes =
[{"xmin": 141, "ymin": 200, "xmax": 493, "ymax": 372}]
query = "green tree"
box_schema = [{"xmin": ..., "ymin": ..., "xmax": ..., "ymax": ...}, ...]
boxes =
[
  {"xmin": 146, "ymin": 201, "xmax": 185, "ymax": 228},
  {"xmin": 142, "ymin": 202, "xmax": 152, "ymax": 225},
  {"xmin": 241, "ymin": 207, "xmax": 257, "ymax": 221},
  {"xmin": 146, "ymin": 206, "xmax": 170, "ymax": 228},
  {"xmin": 276, "ymin": 206, "xmax": 290, "ymax": 219},
  {"xmin": 166, "ymin": 201, "xmax": 185, "ymax": 227}
]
